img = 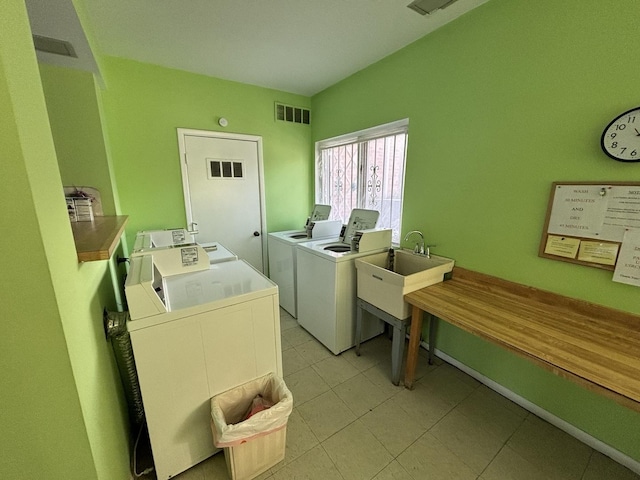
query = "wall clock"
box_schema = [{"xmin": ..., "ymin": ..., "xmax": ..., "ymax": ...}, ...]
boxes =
[{"xmin": 601, "ymin": 106, "xmax": 640, "ymax": 162}]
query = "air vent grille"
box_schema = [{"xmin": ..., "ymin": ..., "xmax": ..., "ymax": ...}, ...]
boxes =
[
  {"xmin": 407, "ymin": 0, "xmax": 459, "ymax": 15},
  {"xmin": 33, "ymin": 35, "xmax": 77, "ymax": 58},
  {"xmin": 275, "ymin": 103, "xmax": 310, "ymax": 125}
]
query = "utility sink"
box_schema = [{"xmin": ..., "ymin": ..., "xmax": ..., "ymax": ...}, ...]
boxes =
[{"xmin": 355, "ymin": 249, "xmax": 454, "ymax": 319}]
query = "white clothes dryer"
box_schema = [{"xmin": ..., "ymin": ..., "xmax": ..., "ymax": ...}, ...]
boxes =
[
  {"xmin": 133, "ymin": 228, "xmax": 196, "ymax": 250},
  {"xmin": 132, "ymin": 229, "xmax": 238, "ymax": 264},
  {"xmin": 125, "ymin": 247, "xmax": 281, "ymax": 480}
]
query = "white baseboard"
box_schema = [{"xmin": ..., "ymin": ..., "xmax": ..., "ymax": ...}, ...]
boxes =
[{"xmin": 421, "ymin": 342, "xmax": 640, "ymax": 475}]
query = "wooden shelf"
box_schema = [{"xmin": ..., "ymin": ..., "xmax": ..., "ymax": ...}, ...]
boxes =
[{"xmin": 70, "ymin": 215, "xmax": 128, "ymax": 262}]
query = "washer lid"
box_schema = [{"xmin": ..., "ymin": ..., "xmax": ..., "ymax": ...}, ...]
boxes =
[{"xmin": 163, "ymin": 260, "xmax": 275, "ymax": 312}]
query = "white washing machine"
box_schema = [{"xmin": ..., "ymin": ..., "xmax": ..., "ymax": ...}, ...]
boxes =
[
  {"xmin": 296, "ymin": 209, "xmax": 391, "ymax": 354},
  {"xmin": 268, "ymin": 219, "xmax": 342, "ymax": 317},
  {"xmin": 125, "ymin": 246, "xmax": 281, "ymax": 480}
]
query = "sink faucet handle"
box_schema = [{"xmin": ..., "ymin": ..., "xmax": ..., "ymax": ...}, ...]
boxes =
[{"xmin": 425, "ymin": 244, "xmax": 436, "ymax": 258}]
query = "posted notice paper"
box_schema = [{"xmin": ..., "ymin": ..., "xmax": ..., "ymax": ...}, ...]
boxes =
[{"xmin": 613, "ymin": 229, "xmax": 640, "ymax": 287}]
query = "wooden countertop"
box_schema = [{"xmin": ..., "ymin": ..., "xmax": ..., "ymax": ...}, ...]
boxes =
[
  {"xmin": 404, "ymin": 267, "xmax": 640, "ymax": 412},
  {"xmin": 70, "ymin": 215, "xmax": 128, "ymax": 262}
]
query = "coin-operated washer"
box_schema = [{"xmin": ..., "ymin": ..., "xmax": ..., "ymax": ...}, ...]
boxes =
[
  {"xmin": 296, "ymin": 208, "xmax": 392, "ymax": 355},
  {"xmin": 125, "ymin": 245, "xmax": 282, "ymax": 480},
  {"xmin": 267, "ymin": 204, "xmax": 342, "ymax": 317},
  {"xmin": 132, "ymin": 228, "xmax": 238, "ymax": 264}
]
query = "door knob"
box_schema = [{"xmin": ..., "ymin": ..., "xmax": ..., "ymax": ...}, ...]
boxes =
[{"xmin": 253, "ymin": 231, "xmax": 260, "ymax": 237}]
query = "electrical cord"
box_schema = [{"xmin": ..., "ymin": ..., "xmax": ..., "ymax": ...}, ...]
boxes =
[{"xmin": 132, "ymin": 422, "xmax": 154, "ymax": 478}]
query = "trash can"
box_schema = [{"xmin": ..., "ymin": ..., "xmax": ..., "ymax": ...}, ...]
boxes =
[{"xmin": 210, "ymin": 373, "xmax": 293, "ymax": 480}]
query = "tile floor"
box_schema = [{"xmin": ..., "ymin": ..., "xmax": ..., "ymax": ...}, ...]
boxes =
[{"xmin": 154, "ymin": 308, "xmax": 639, "ymax": 480}]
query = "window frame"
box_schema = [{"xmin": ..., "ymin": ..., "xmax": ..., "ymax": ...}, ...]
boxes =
[{"xmin": 314, "ymin": 118, "xmax": 409, "ymax": 244}]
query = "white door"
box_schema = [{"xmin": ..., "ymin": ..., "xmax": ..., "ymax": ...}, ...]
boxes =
[{"xmin": 178, "ymin": 129, "xmax": 267, "ymax": 272}]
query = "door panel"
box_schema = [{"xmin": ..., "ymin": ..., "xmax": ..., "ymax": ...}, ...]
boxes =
[{"xmin": 182, "ymin": 133, "xmax": 265, "ymax": 271}]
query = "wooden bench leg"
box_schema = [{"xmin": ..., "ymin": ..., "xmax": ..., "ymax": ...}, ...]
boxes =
[{"xmin": 404, "ymin": 305, "xmax": 423, "ymax": 390}]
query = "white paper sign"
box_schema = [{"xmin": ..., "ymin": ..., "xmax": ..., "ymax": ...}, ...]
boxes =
[
  {"xmin": 548, "ymin": 185, "xmax": 608, "ymax": 239},
  {"xmin": 600, "ymin": 186, "xmax": 640, "ymax": 241},
  {"xmin": 613, "ymin": 229, "xmax": 640, "ymax": 287}
]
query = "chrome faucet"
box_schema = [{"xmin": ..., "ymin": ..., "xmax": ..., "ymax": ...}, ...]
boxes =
[
  {"xmin": 404, "ymin": 230, "xmax": 425, "ymax": 255},
  {"xmin": 404, "ymin": 230, "xmax": 435, "ymax": 258}
]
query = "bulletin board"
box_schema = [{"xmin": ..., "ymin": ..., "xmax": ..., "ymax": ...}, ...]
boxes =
[{"xmin": 539, "ymin": 181, "xmax": 640, "ymax": 272}]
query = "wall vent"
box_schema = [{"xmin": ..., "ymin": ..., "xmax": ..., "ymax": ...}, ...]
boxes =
[
  {"xmin": 33, "ymin": 35, "xmax": 77, "ymax": 58},
  {"xmin": 275, "ymin": 103, "xmax": 310, "ymax": 125},
  {"xmin": 407, "ymin": 0, "xmax": 459, "ymax": 15}
]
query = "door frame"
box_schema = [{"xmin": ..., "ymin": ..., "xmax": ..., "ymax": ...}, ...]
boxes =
[{"xmin": 177, "ymin": 128, "xmax": 268, "ymax": 272}]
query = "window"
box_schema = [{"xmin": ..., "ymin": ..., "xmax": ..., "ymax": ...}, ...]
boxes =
[{"xmin": 315, "ymin": 119, "xmax": 408, "ymax": 244}]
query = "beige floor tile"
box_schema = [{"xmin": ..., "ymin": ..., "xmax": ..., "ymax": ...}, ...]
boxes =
[
  {"xmin": 474, "ymin": 384, "xmax": 529, "ymax": 418},
  {"xmin": 333, "ymin": 372, "xmax": 394, "ymax": 417},
  {"xmin": 282, "ymin": 347, "xmax": 312, "ymax": 376},
  {"xmin": 311, "ymin": 354, "xmax": 360, "ymax": 387},
  {"xmin": 281, "ymin": 325, "xmax": 315, "ymax": 347},
  {"xmin": 278, "ymin": 409, "xmax": 319, "ymax": 466},
  {"xmin": 397, "ymin": 432, "xmax": 477, "ymax": 480},
  {"xmin": 285, "ymin": 366, "xmax": 331, "ymax": 405},
  {"xmin": 323, "ymin": 419, "xmax": 394, "ymax": 480},
  {"xmin": 297, "ymin": 390, "xmax": 357, "ymax": 441},
  {"xmin": 480, "ymin": 446, "xmax": 551, "ymax": 480},
  {"xmin": 453, "ymin": 386, "xmax": 526, "ymax": 442},
  {"xmin": 507, "ymin": 415, "xmax": 592, "ymax": 480},
  {"xmin": 342, "ymin": 344, "xmax": 382, "ymax": 372},
  {"xmin": 391, "ymin": 381, "xmax": 454, "ymax": 431},
  {"xmin": 270, "ymin": 445, "xmax": 343, "ymax": 480},
  {"xmin": 582, "ymin": 451, "xmax": 640, "ymax": 480},
  {"xmin": 360, "ymin": 396, "xmax": 427, "ymax": 457},
  {"xmin": 362, "ymin": 363, "xmax": 406, "ymax": 398},
  {"xmin": 294, "ymin": 338, "xmax": 334, "ymax": 364},
  {"xmin": 418, "ymin": 363, "xmax": 479, "ymax": 406},
  {"xmin": 429, "ymin": 408, "xmax": 508, "ymax": 474},
  {"xmin": 279, "ymin": 310, "xmax": 298, "ymax": 331},
  {"xmin": 372, "ymin": 460, "xmax": 414, "ymax": 480}
]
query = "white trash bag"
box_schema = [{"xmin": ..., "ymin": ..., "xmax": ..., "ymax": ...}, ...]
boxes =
[{"xmin": 211, "ymin": 373, "xmax": 293, "ymax": 448}]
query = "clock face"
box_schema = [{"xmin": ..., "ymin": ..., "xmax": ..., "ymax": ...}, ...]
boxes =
[{"xmin": 601, "ymin": 107, "xmax": 640, "ymax": 162}]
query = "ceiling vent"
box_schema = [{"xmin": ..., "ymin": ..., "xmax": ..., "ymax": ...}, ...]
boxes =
[
  {"xmin": 32, "ymin": 35, "xmax": 77, "ymax": 58},
  {"xmin": 407, "ymin": 0, "xmax": 459, "ymax": 15},
  {"xmin": 275, "ymin": 103, "xmax": 310, "ymax": 125}
]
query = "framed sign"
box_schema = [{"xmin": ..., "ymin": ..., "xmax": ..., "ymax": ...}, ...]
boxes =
[{"xmin": 539, "ymin": 182, "xmax": 640, "ymax": 271}]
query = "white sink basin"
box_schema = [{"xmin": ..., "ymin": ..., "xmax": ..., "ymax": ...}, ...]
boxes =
[{"xmin": 355, "ymin": 249, "xmax": 454, "ymax": 318}]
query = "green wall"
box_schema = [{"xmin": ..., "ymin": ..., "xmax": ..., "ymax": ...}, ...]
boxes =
[
  {"xmin": 1, "ymin": 2, "xmax": 97, "ymax": 478},
  {"xmin": 38, "ymin": 65, "xmax": 131, "ymax": 480},
  {"xmin": 39, "ymin": 64, "xmax": 117, "ymax": 215},
  {"xmin": 0, "ymin": 3, "xmax": 130, "ymax": 479},
  {"xmin": 99, "ymin": 57, "xmax": 313, "ymax": 248},
  {"xmin": 311, "ymin": 0, "xmax": 640, "ymax": 463}
]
